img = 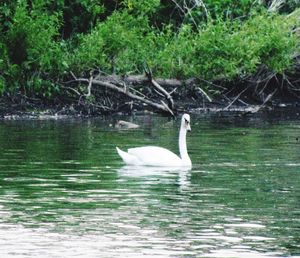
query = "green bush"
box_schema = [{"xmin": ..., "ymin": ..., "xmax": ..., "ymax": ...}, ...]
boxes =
[
  {"xmin": 72, "ymin": 11, "xmax": 152, "ymax": 73},
  {"xmin": 241, "ymin": 13, "xmax": 298, "ymax": 73},
  {"xmin": 0, "ymin": 40, "xmax": 21, "ymax": 93},
  {"xmin": 0, "ymin": 0, "xmax": 18, "ymax": 33},
  {"xmin": 122, "ymin": 0, "xmax": 160, "ymax": 14},
  {"xmin": 70, "ymin": 10, "xmax": 299, "ymax": 82},
  {"xmin": 2, "ymin": 1, "xmax": 64, "ymax": 95},
  {"xmin": 7, "ymin": 3, "xmax": 61, "ymax": 71},
  {"xmin": 0, "ymin": 1, "xmax": 299, "ymax": 98},
  {"xmin": 150, "ymin": 12, "xmax": 298, "ymax": 81}
]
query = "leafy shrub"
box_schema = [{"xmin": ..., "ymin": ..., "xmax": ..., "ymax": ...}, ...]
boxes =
[
  {"xmin": 72, "ymin": 11, "xmax": 152, "ymax": 73},
  {"xmin": 3, "ymin": 1, "xmax": 64, "ymax": 95},
  {"xmin": 0, "ymin": 40, "xmax": 21, "ymax": 93},
  {"xmin": 240, "ymin": 13, "xmax": 298, "ymax": 73},
  {"xmin": 151, "ymin": 12, "xmax": 299, "ymax": 81},
  {"xmin": 0, "ymin": 0, "xmax": 18, "ymax": 33},
  {"xmin": 70, "ymin": 9, "xmax": 299, "ymax": 83},
  {"xmin": 7, "ymin": 3, "xmax": 61, "ymax": 70},
  {"xmin": 0, "ymin": 0, "xmax": 299, "ymax": 98},
  {"xmin": 122, "ymin": 0, "xmax": 160, "ymax": 14}
]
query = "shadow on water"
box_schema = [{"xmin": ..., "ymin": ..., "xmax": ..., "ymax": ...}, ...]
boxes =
[{"xmin": 0, "ymin": 112, "xmax": 299, "ymax": 257}]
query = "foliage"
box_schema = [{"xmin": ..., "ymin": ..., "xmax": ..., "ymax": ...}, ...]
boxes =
[
  {"xmin": 185, "ymin": 12, "xmax": 298, "ymax": 80},
  {"xmin": 275, "ymin": 0, "xmax": 300, "ymax": 13},
  {"xmin": 0, "ymin": 0, "xmax": 18, "ymax": 33},
  {"xmin": 0, "ymin": 0, "xmax": 299, "ymax": 98},
  {"xmin": 122, "ymin": 0, "xmax": 160, "ymax": 14},
  {"xmin": 204, "ymin": 0, "xmax": 261, "ymax": 19},
  {"xmin": 1, "ymin": 1, "xmax": 64, "ymax": 96},
  {"xmin": 71, "ymin": 11, "xmax": 150, "ymax": 73}
]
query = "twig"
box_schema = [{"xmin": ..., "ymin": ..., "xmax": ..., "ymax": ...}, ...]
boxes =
[
  {"xmin": 145, "ymin": 66, "xmax": 175, "ymax": 110},
  {"xmin": 197, "ymin": 87, "xmax": 212, "ymax": 102},
  {"xmin": 268, "ymin": 0, "xmax": 285, "ymax": 12},
  {"xmin": 237, "ymin": 99, "xmax": 250, "ymax": 106},
  {"xmin": 161, "ymin": 101, "xmax": 174, "ymax": 116},
  {"xmin": 91, "ymin": 103, "xmax": 112, "ymax": 111},
  {"xmin": 152, "ymin": 79, "xmax": 175, "ymax": 109},
  {"xmin": 153, "ymin": 88, "xmax": 165, "ymax": 98},
  {"xmin": 61, "ymin": 86, "xmax": 81, "ymax": 96},
  {"xmin": 169, "ymin": 87, "xmax": 177, "ymax": 95},
  {"xmin": 197, "ymin": 77, "xmax": 226, "ymax": 90},
  {"xmin": 129, "ymin": 87, "xmax": 148, "ymax": 98},
  {"xmin": 145, "ymin": 64, "xmax": 174, "ymax": 110},
  {"xmin": 224, "ymin": 85, "xmax": 250, "ymax": 110},
  {"xmin": 261, "ymin": 88, "xmax": 278, "ymax": 107},
  {"xmin": 85, "ymin": 75, "xmax": 93, "ymax": 97},
  {"xmin": 258, "ymin": 74, "xmax": 274, "ymax": 95},
  {"xmin": 70, "ymin": 71, "xmax": 77, "ymax": 80},
  {"xmin": 283, "ymin": 74, "xmax": 297, "ymax": 90}
]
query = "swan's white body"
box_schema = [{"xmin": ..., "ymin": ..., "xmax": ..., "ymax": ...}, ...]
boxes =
[{"xmin": 116, "ymin": 114, "xmax": 192, "ymax": 168}]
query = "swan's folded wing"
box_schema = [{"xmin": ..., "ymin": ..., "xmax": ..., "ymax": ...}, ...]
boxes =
[
  {"xmin": 116, "ymin": 147, "xmax": 141, "ymax": 165},
  {"xmin": 128, "ymin": 146, "xmax": 182, "ymax": 166}
]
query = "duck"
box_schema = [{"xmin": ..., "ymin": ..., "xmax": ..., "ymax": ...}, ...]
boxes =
[
  {"xmin": 115, "ymin": 120, "xmax": 139, "ymax": 130},
  {"xmin": 116, "ymin": 114, "xmax": 192, "ymax": 167}
]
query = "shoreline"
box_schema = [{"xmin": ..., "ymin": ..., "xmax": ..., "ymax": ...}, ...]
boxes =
[
  {"xmin": 1, "ymin": 98, "xmax": 299, "ymax": 120},
  {"xmin": 1, "ymin": 74, "xmax": 300, "ymax": 120}
]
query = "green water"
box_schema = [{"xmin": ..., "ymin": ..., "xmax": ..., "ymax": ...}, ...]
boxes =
[{"xmin": 0, "ymin": 113, "xmax": 299, "ymax": 257}]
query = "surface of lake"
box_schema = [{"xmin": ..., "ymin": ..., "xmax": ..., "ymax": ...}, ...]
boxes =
[{"xmin": 0, "ymin": 111, "xmax": 299, "ymax": 257}]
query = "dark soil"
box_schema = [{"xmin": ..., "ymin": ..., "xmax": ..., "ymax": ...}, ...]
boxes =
[{"xmin": 1, "ymin": 85, "xmax": 299, "ymax": 120}]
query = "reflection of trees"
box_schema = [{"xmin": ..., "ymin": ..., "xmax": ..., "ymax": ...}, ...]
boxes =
[
  {"xmin": 195, "ymin": 114, "xmax": 299, "ymax": 165},
  {"xmin": 0, "ymin": 120, "xmax": 90, "ymax": 162},
  {"xmin": 0, "ymin": 119, "xmax": 120, "ymax": 226}
]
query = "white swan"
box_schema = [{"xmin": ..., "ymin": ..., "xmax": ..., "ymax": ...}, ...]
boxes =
[{"xmin": 116, "ymin": 114, "xmax": 192, "ymax": 167}]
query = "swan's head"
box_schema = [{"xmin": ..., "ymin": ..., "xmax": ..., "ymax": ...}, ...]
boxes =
[{"xmin": 181, "ymin": 114, "xmax": 191, "ymax": 132}]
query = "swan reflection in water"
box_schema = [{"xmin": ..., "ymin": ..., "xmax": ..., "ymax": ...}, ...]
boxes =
[{"xmin": 116, "ymin": 165, "xmax": 191, "ymax": 191}]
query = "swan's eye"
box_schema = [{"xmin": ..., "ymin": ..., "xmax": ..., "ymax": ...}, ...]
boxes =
[{"xmin": 184, "ymin": 118, "xmax": 189, "ymax": 125}]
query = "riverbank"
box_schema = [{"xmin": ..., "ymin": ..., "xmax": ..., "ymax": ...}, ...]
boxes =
[
  {"xmin": 1, "ymin": 81, "xmax": 299, "ymax": 120},
  {"xmin": 1, "ymin": 2, "xmax": 300, "ymax": 119},
  {"xmin": 4, "ymin": 65, "xmax": 300, "ymax": 119},
  {"xmin": 1, "ymin": 2, "xmax": 300, "ymax": 108}
]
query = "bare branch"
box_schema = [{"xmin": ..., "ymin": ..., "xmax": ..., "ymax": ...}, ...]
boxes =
[
  {"xmin": 70, "ymin": 71, "xmax": 77, "ymax": 80},
  {"xmin": 85, "ymin": 75, "xmax": 93, "ymax": 97},
  {"xmin": 224, "ymin": 85, "xmax": 250, "ymax": 110},
  {"xmin": 145, "ymin": 66, "xmax": 175, "ymax": 110},
  {"xmin": 161, "ymin": 100, "xmax": 174, "ymax": 116},
  {"xmin": 268, "ymin": 0, "xmax": 285, "ymax": 12},
  {"xmin": 73, "ymin": 77, "xmax": 174, "ymax": 115},
  {"xmin": 61, "ymin": 86, "xmax": 81, "ymax": 96},
  {"xmin": 197, "ymin": 87, "xmax": 212, "ymax": 102}
]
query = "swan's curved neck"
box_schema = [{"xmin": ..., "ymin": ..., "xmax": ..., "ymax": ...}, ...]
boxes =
[{"xmin": 179, "ymin": 127, "xmax": 191, "ymax": 166}]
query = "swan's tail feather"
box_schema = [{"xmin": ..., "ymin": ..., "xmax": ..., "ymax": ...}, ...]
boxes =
[
  {"xmin": 116, "ymin": 147, "xmax": 140, "ymax": 165},
  {"xmin": 116, "ymin": 147, "xmax": 127, "ymax": 161}
]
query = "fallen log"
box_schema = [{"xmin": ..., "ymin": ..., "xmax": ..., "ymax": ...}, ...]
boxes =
[
  {"xmin": 95, "ymin": 74, "xmax": 186, "ymax": 88},
  {"xmin": 94, "ymin": 74, "xmax": 212, "ymax": 103},
  {"xmin": 71, "ymin": 77, "xmax": 175, "ymax": 115},
  {"xmin": 66, "ymin": 72, "xmax": 218, "ymax": 115}
]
